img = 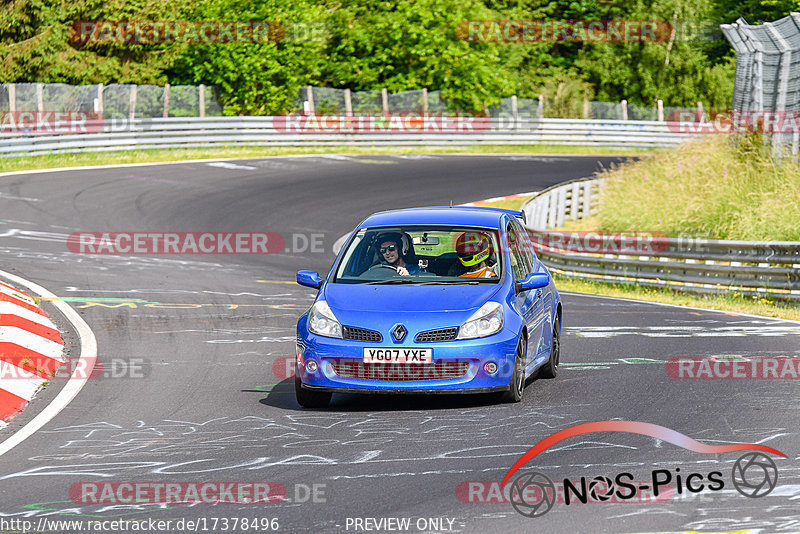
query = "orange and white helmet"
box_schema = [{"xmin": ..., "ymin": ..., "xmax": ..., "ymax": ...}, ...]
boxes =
[{"xmin": 455, "ymin": 232, "xmax": 491, "ymax": 267}]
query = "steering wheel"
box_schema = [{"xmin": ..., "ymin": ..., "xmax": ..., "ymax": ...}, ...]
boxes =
[
  {"xmin": 367, "ymin": 264, "xmax": 400, "ymax": 273},
  {"xmin": 362, "ymin": 263, "xmax": 403, "ymax": 279}
]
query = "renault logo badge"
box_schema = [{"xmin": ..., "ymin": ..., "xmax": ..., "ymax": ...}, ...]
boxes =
[{"xmin": 392, "ymin": 324, "xmax": 407, "ymax": 342}]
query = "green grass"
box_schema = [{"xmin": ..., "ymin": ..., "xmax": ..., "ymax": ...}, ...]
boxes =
[
  {"xmin": 589, "ymin": 135, "xmax": 800, "ymax": 240},
  {"xmin": 0, "ymin": 144, "xmax": 657, "ymax": 174},
  {"xmin": 474, "ymin": 195, "xmax": 800, "ymax": 321}
]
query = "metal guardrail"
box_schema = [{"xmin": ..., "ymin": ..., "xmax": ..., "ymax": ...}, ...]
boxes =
[
  {"xmin": 0, "ymin": 117, "xmax": 697, "ymax": 157},
  {"xmin": 521, "ymin": 177, "xmax": 800, "ymax": 300}
]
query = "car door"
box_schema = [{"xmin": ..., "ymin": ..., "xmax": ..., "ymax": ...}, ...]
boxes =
[
  {"xmin": 515, "ymin": 219, "xmax": 553, "ymax": 363},
  {"xmin": 506, "ymin": 220, "xmax": 544, "ymax": 371}
]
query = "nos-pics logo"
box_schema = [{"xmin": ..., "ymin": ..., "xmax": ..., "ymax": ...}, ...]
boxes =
[{"xmin": 502, "ymin": 421, "xmax": 783, "ymax": 518}]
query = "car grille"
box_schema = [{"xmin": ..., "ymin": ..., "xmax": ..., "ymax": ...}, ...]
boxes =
[
  {"xmin": 331, "ymin": 360, "xmax": 471, "ymax": 381},
  {"xmin": 342, "ymin": 326, "xmax": 383, "ymax": 342},
  {"xmin": 415, "ymin": 327, "xmax": 458, "ymax": 342}
]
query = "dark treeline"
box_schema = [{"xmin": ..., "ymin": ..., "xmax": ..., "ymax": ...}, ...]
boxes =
[{"xmin": 1, "ymin": 0, "xmax": 797, "ymax": 114}]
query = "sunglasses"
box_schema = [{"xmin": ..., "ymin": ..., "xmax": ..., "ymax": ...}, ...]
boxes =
[{"xmin": 380, "ymin": 245, "xmax": 398, "ymax": 253}]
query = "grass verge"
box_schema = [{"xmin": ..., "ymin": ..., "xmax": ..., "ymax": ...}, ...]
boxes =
[
  {"xmin": 0, "ymin": 144, "xmax": 652, "ymax": 174},
  {"xmin": 591, "ymin": 134, "xmax": 800, "ymax": 240},
  {"xmin": 474, "ymin": 196, "xmax": 800, "ymax": 321}
]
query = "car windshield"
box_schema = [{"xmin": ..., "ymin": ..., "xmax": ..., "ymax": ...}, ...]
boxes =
[{"xmin": 334, "ymin": 226, "xmax": 503, "ymax": 284}]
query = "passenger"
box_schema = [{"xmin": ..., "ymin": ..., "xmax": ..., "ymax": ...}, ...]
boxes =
[{"xmin": 456, "ymin": 232, "xmax": 498, "ymax": 278}]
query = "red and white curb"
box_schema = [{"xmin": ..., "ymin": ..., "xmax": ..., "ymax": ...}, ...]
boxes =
[
  {"xmin": 0, "ymin": 280, "xmax": 66, "ymax": 426},
  {"xmin": 0, "ymin": 270, "xmax": 96, "ymax": 458},
  {"xmin": 460, "ymin": 191, "xmax": 538, "ymax": 207}
]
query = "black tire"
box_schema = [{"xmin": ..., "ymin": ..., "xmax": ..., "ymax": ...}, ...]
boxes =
[
  {"xmin": 539, "ymin": 315, "xmax": 560, "ymax": 379},
  {"xmin": 295, "ymin": 377, "xmax": 332, "ymax": 408},
  {"xmin": 501, "ymin": 336, "xmax": 527, "ymax": 403}
]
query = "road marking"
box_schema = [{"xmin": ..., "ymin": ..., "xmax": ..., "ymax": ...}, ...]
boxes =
[
  {"xmin": 561, "ymin": 290, "xmax": 800, "ymax": 326},
  {"xmin": 0, "ymin": 270, "xmax": 97, "ymax": 458},
  {"xmin": 566, "ymin": 325, "xmax": 800, "ymax": 338},
  {"xmin": 206, "ymin": 162, "xmax": 257, "ymax": 170}
]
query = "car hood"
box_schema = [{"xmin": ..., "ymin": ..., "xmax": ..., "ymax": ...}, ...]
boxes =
[
  {"xmin": 322, "ymin": 283, "xmax": 502, "ymax": 333},
  {"xmin": 324, "ymin": 283, "xmax": 500, "ymax": 313}
]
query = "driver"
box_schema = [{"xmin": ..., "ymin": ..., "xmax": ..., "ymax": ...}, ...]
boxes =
[
  {"xmin": 456, "ymin": 232, "xmax": 498, "ymax": 278},
  {"xmin": 376, "ymin": 232, "xmax": 421, "ymax": 276}
]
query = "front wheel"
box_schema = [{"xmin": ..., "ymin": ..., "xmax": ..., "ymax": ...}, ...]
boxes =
[
  {"xmin": 501, "ymin": 336, "xmax": 527, "ymax": 403},
  {"xmin": 539, "ymin": 315, "xmax": 560, "ymax": 379},
  {"xmin": 295, "ymin": 377, "xmax": 332, "ymax": 408}
]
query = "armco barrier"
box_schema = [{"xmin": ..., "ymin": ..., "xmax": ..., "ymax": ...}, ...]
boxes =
[
  {"xmin": 521, "ymin": 177, "xmax": 800, "ymax": 300},
  {"xmin": 0, "ymin": 117, "xmax": 697, "ymax": 157}
]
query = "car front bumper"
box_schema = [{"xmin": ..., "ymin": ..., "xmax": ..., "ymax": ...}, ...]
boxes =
[{"xmin": 295, "ymin": 326, "xmax": 519, "ymax": 393}]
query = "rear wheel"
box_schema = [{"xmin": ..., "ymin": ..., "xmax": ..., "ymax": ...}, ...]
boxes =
[
  {"xmin": 501, "ymin": 336, "xmax": 527, "ymax": 403},
  {"xmin": 539, "ymin": 315, "xmax": 560, "ymax": 379},
  {"xmin": 295, "ymin": 377, "xmax": 332, "ymax": 408}
]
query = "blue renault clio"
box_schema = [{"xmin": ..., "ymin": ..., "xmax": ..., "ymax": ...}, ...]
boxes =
[{"xmin": 295, "ymin": 206, "xmax": 562, "ymax": 408}]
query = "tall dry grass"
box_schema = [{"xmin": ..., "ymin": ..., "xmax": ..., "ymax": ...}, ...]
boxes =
[{"xmin": 596, "ymin": 135, "xmax": 800, "ymax": 240}]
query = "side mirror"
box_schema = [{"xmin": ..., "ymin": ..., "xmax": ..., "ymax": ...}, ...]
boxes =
[
  {"xmin": 514, "ymin": 272, "xmax": 550, "ymax": 294},
  {"xmin": 297, "ymin": 270, "xmax": 324, "ymax": 289}
]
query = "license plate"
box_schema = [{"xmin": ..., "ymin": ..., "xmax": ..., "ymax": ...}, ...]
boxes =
[{"xmin": 363, "ymin": 348, "xmax": 433, "ymax": 364}]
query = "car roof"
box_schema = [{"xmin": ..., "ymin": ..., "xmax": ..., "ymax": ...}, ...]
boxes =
[{"xmin": 360, "ymin": 207, "xmax": 514, "ymax": 228}]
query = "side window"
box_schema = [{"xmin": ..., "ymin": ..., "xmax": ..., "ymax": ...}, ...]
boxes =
[
  {"xmin": 511, "ymin": 219, "xmax": 536, "ymax": 273},
  {"xmin": 506, "ymin": 223, "xmax": 528, "ymax": 280}
]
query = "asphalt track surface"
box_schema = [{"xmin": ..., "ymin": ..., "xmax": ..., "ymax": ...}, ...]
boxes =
[{"xmin": 1, "ymin": 154, "xmax": 799, "ymax": 534}]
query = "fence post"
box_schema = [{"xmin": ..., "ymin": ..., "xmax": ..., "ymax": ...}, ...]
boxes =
[
  {"xmin": 422, "ymin": 88, "xmax": 428, "ymax": 114},
  {"xmin": 199, "ymin": 84, "xmax": 206, "ymax": 117},
  {"xmin": 537, "ymin": 95, "xmax": 544, "ymax": 118},
  {"xmin": 381, "ymin": 88, "xmax": 389, "ymax": 115},
  {"xmin": 511, "ymin": 95, "xmax": 519, "ymax": 124},
  {"xmin": 344, "ymin": 88, "xmax": 352, "ymax": 116},
  {"xmin": 657, "ymin": 99, "xmax": 664, "ymax": 121},
  {"xmin": 97, "ymin": 83, "xmax": 104, "ymax": 115},
  {"xmin": 36, "ymin": 83, "xmax": 44, "ymax": 115},
  {"xmin": 738, "ymin": 24, "xmax": 764, "ymax": 113},
  {"xmin": 569, "ymin": 181, "xmax": 580, "ymax": 220},
  {"xmin": 621, "ymin": 99, "xmax": 628, "ymax": 120},
  {"xmin": 129, "ymin": 85, "xmax": 137, "ymax": 121},
  {"xmin": 8, "ymin": 83, "xmax": 16, "ymax": 114},
  {"xmin": 163, "ymin": 83, "xmax": 170, "ymax": 118},
  {"xmin": 697, "ymin": 101, "xmax": 704, "ymax": 118},
  {"xmin": 306, "ymin": 86, "xmax": 315, "ymax": 114},
  {"xmin": 766, "ymin": 22, "xmax": 791, "ymax": 151},
  {"xmin": 583, "ymin": 97, "xmax": 589, "ymax": 119}
]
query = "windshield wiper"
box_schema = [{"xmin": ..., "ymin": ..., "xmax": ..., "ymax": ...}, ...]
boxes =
[
  {"xmin": 367, "ymin": 279, "xmax": 421, "ymax": 285},
  {"xmin": 366, "ymin": 279, "xmax": 478, "ymax": 285},
  {"xmin": 414, "ymin": 280, "xmax": 479, "ymax": 285}
]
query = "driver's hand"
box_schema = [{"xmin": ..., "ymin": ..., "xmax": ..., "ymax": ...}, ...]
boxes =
[{"xmin": 397, "ymin": 266, "xmax": 409, "ymax": 276}]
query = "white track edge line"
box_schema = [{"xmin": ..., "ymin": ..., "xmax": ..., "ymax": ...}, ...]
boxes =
[
  {"xmin": 0, "ymin": 152, "xmax": 635, "ymax": 179},
  {"xmin": 0, "ymin": 270, "xmax": 97, "ymax": 457},
  {"xmin": 560, "ymin": 290, "xmax": 800, "ymax": 326}
]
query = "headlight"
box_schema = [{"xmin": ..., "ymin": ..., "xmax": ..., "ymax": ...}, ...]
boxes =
[
  {"xmin": 457, "ymin": 302, "xmax": 503, "ymax": 339},
  {"xmin": 308, "ymin": 300, "xmax": 343, "ymax": 338}
]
